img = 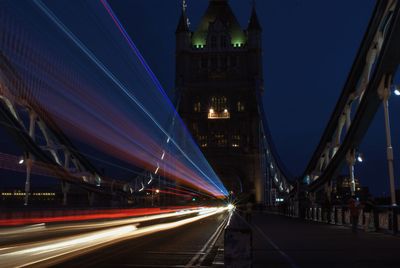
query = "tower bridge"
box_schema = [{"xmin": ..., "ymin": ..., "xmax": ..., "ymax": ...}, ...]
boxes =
[{"xmin": 0, "ymin": 0, "xmax": 399, "ymax": 267}]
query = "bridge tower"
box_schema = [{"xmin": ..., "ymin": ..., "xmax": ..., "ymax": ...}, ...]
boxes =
[{"xmin": 175, "ymin": 0, "xmax": 265, "ymax": 204}]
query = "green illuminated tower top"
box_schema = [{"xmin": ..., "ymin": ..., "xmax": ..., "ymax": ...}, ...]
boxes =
[{"xmin": 191, "ymin": 0, "xmax": 246, "ymax": 48}]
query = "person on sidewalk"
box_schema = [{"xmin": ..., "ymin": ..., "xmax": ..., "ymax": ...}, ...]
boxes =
[
  {"xmin": 348, "ymin": 196, "xmax": 360, "ymax": 234},
  {"xmin": 245, "ymin": 201, "xmax": 252, "ymax": 224},
  {"xmin": 363, "ymin": 196, "xmax": 375, "ymax": 232}
]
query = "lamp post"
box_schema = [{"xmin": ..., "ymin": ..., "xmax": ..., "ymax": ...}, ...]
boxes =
[{"xmin": 378, "ymin": 78, "xmax": 397, "ymax": 207}]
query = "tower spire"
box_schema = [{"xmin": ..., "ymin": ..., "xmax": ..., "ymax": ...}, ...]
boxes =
[
  {"xmin": 182, "ymin": 0, "xmax": 187, "ymax": 12},
  {"xmin": 176, "ymin": 0, "xmax": 190, "ymax": 33},
  {"xmin": 248, "ymin": 0, "xmax": 261, "ymax": 31}
]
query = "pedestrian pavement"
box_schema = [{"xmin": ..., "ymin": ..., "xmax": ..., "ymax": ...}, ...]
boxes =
[{"xmin": 249, "ymin": 212, "xmax": 400, "ymax": 268}]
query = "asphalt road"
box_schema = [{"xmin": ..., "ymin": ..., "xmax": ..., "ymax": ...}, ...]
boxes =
[
  {"xmin": 56, "ymin": 212, "xmax": 228, "ymax": 267},
  {"xmin": 0, "ymin": 207, "xmax": 229, "ymax": 267}
]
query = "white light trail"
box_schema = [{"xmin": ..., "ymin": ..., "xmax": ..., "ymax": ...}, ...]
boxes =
[{"xmin": 0, "ymin": 206, "xmax": 229, "ymax": 267}]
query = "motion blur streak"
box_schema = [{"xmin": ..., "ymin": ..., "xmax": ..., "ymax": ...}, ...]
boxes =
[
  {"xmin": 0, "ymin": 207, "xmax": 212, "ymax": 234},
  {"xmin": 0, "ymin": 206, "xmax": 199, "ymax": 226},
  {"xmin": 1, "ymin": 0, "xmax": 228, "ymax": 197},
  {"xmin": 0, "ymin": 206, "xmax": 229, "ymax": 267}
]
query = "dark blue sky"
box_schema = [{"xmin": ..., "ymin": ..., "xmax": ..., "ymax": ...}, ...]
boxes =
[{"xmin": 108, "ymin": 0, "xmax": 400, "ymax": 196}]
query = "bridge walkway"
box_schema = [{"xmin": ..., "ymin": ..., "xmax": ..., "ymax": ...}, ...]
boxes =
[{"xmin": 249, "ymin": 212, "xmax": 400, "ymax": 268}]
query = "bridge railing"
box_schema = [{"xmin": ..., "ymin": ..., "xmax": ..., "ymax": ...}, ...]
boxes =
[{"xmin": 277, "ymin": 204, "xmax": 399, "ymax": 234}]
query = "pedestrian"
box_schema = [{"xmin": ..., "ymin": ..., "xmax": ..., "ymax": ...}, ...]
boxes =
[
  {"xmin": 348, "ymin": 196, "xmax": 359, "ymax": 233},
  {"xmin": 245, "ymin": 200, "xmax": 252, "ymax": 223},
  {"xmin": 363, "ymin": 196, "xmax": 375, "ymax": 232}
]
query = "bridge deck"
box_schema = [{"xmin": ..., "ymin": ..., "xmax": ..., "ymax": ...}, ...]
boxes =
[{"xmin": 251, "ymin": 212, "xmax": 400, "ymax": 268}]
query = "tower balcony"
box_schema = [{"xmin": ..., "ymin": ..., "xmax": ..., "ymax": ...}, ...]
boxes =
[{"xmin": 208, "ymin": 108, "xmax": 230, "ymax": 119}]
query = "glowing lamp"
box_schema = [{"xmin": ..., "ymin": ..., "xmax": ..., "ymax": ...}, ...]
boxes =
[{"xmin": 357, "ymin": 153, "xmax": 364, "ymax": 163}]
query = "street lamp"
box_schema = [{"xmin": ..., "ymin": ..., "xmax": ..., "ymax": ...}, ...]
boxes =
[
  {"xmin": 356, "ymin": 152, "xmax": 364, "ymax": 163},
  {"xmin": 378, "ymin": 79, "xmax": 397, "ymax": 207},
  {"xmin": 393, "ymin": 85, "xmax": 400, "ymax": 96}
]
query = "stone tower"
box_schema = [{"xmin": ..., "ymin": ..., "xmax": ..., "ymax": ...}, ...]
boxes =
[{"xmin": 175, "ymin": 0, "xmax": 265, "ymax": 204}]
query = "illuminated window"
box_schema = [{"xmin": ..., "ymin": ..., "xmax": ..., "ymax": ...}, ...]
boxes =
[
  {"xmin": 192, "ymin": 123, "xmax": 199, "ymax": 135},
  {"xmin": 215, "ymin": 133, "xmax": 227, "ymax": 147},
  {"xmin": 232, "ymin": 134, "xmax": 241, "ymax": 148},
  {"xmin": 237, "ymin": 101, "xmax": 245, "ymax": 112},
  {"xmin": 198, "ymin": 135, "xmax": 208, "ymax": 147},
  {"xmin": 208, "ymin": 96, "xmax": 230, "ymax": 119},
  {"xmin": 194, "ymin": 101, "xmax": 201, "ymax": 112}
]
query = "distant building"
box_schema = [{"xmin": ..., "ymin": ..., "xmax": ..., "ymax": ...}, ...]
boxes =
[
  {"xmin": 0, "ymin": 189, "xmax": 57, "ymax": 206},
  {"xmin": 332, "ymin": 175, "xmax": 370, "ymax": 201},
  {"xmin": 175, "ymin": 0, "xmax": 265, "ymax": 203}
]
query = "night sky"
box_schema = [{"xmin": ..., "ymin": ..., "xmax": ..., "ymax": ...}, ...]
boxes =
[
  {"xmin": 1, "ymin": 0, "xmax": 399, "ymax": 197},
  {"xmin": 108, "ymin": 0, "xmax": 400, "ymax": 197}
]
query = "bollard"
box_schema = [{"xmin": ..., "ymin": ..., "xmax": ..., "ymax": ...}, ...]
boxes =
[
  {"xmin": 224, "ymin": 216, "xmax": 252, "ymax": 268},
  {"xmin": 388, "ymin": 206, "xmax": 398, "ymax": 235}
]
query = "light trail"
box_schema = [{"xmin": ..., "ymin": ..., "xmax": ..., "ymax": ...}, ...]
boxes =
[
  {"xmin": 0, "ymin": 206, "xmax": 202, "ymax": 227},
  {"xmin": 30, "ymin": 0, "xmax": 227, "ymax": 197},
  {"xmin": 0, "ymin": 0, "xmax": 229, "ymax": 199},
  {"xmin": 0, "ymin": 206, "xmax": 229, "ymax": 267}
]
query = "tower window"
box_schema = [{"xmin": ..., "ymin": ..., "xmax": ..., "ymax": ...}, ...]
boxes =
[
  {"xmin": 198, "ymin": 135, "xmax": 208, "ymax": 148},
  {"xmin": 201, "ymin": 57, "xmax": 208, "ymax": 68},
  {"xmin": 232, "ymin": 134, "xmax": 241, "ymax": 148},
  {"xmin": 220, "ymin": 36, "xmax": 227, "ymax": 48},
  {"xmin": 215, "ymin": 133, "xmax": 227, "ymax": 147},
  {"xmin": 194, "ymin": 101, "xmax": 201, "ymax": 112},
  {"xmin": 237, "ymin": 101, "xmax": 245, "ymax": 112},
  {"xmin": 211, "ymin": 35, "xmax": 217, "ymax": 48},
  {"xmin": 230, "ymin": 56, "xmax": 237, "ymax": 67},
  {"xmin": 220, "ymin": 56, "xmax": 227, "ymax": 70},
  {"xmin": 210, "ymin": 56, "xmax": 217, "ymax": 70},
  {"xmin": 208, "ymin": 96, "xmax": 230, "ymax": 119}
]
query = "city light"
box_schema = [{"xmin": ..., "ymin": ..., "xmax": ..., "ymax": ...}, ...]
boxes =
[
  {"xmin": 357, "ymin": 153, "xmax": 364, "ymax": 163},
  {"xmin": 394, "ymin": 86, "xmax": 400, "ymax": 96}
]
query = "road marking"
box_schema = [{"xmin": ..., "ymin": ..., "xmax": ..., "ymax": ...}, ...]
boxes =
[
  {"xmin": 185, "ymin": 215, "xmax": 228, "ymax": 267},
  {"xmin": 253, "ymin": 224, "xmax": 300, "ymax": 268}
]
